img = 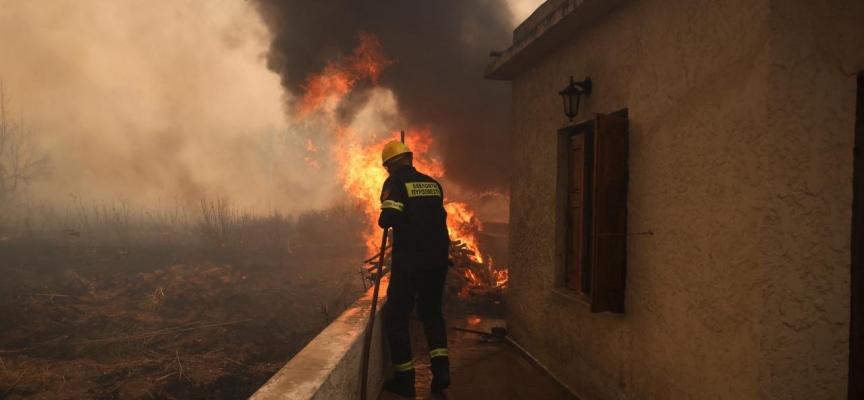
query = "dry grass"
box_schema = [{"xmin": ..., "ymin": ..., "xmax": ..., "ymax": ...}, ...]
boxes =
[{"xmin": 0, "ymin": 195, "xmax": 366, "ymax": 258}]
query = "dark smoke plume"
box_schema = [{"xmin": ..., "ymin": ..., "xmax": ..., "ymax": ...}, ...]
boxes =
[{"xmin": 252, "ymin": 1, "xmax": 515, "ymax": 191}]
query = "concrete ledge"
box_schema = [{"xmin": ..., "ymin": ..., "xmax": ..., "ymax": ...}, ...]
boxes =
[{"xmin": 251, "ymin": 277, "xmax": 390, "ymax": 400}]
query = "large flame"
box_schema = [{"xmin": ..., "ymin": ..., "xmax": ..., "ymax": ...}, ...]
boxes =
[
  {"xmin": 294, "ymin": 33, "xmax": 506, "ymax": 287},
  {"xmin": 444, "ymin": 202, "xmax": 483, "ymax": 263},
  {"xmin": 295, "ymin": 33, "xmax": 392, "ymax": 120}
]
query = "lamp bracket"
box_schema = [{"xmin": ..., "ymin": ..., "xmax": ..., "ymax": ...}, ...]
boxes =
[{"xmin": 576, "ymin": 77, "xmax": 592, "ymax": 97}]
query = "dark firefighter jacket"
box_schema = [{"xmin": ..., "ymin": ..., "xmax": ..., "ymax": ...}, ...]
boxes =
[{"xmin": 378, "ymin": 165, "xmax": 450, "ymax": 268}]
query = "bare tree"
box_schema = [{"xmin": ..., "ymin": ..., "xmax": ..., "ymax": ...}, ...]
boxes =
[{"xmin": 0, "ymin": 78, "xmax": 51, "ymax": 207}]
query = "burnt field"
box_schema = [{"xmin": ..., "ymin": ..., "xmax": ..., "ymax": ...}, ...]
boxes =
[{"xmin": 0, "ymin": 203, "xmax": 369, "ymax": 399}]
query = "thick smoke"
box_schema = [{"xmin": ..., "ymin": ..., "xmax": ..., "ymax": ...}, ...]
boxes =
[
  {"xmin": 251, "ymin": 0, "xmax": 517, "ymax": 192},
  {"xmin": 0, "ymin": 0, "xmax": 539, "ymax": 225},
  {"xmin": 0, "ymin": 0, "xmax": 337, "ymax": 212}
]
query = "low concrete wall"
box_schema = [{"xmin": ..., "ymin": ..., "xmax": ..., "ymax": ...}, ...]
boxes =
[{"xmin": 251, "ymin": 277, "xmax": 390, "ymax": 400}]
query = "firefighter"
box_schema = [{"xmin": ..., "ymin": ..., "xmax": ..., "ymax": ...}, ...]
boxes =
[{"xmin": 378, "ymin": 140, "xmax": 451, "ymax": 397}]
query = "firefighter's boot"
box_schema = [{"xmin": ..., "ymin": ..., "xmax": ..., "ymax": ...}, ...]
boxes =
[
  {"xmin": 430, "ymin": 356, "xmax": 451, "ymax": 392},
  {"xmin": 384, "ymin": 369, "xmax": 416, "ymax": 398}
]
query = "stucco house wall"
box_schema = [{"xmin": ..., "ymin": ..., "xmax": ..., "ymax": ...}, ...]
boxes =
[
  {"xmin": 499, "ymin": 0, "xmax": 864, "ymax": 399},
  {"xmin": 761, "ymin": 1, "xmax": 864, "ymax": 398}
]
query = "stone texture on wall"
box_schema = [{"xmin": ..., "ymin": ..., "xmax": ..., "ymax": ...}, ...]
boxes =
[
  {"xmin": 503, "ymin": 0, "xmax": 863, "ymax": 398},
  {"xmin": 761, "ymin": 0, "xmax": 864, "ymax": 398}
]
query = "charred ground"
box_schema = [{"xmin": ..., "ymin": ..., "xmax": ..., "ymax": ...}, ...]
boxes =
[{"xmin": 0, "ymin": 204, "xmax": 368, "ymax": 399}]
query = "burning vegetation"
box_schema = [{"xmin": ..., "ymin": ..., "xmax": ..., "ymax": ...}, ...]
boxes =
[
  {"xmin": 0, "ymin": 3, "xmax": 511, "ymax": 398},
  {"xmin": 294, "ymin": 33, "xmax": 507, "ymax": 293}
]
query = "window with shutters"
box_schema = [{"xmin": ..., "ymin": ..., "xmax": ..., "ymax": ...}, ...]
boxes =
[{"xmin": 557, "ymin": 111, "xmax": 629, "ymax": 314}]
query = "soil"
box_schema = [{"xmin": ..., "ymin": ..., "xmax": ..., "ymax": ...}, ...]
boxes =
[{"xmin": 0, "ymin": 236, "xmax": 366, "ymax": 399}]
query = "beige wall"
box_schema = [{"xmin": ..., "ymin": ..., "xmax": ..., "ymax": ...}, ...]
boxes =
[
  {"xmin": 506, "ymin": 0, "xmax": 863, "ymax": 398},
  {"xmin": 761, "ymin": 0, "xmax": 864, "ymax": 398}
]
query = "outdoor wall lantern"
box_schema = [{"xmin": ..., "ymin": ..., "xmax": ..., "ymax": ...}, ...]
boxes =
[{"xmin": 559, "ymin": 76, "xmax": 592, "ymax": 121}]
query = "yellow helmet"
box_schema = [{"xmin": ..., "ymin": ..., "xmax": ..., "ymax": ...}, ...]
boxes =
[{"xmin": 381, "ymin": 140, "xmax": 412, "ymax": 165}]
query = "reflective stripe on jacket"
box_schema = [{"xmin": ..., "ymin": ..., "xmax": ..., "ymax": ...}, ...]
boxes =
[{"xmin": 378, "ymin": 166, "xmax": 450, "ymax": 266}]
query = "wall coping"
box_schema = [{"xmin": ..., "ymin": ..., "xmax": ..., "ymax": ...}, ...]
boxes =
[{"xmin": 250, "ymin": 276, "xmax": 390, "ymax": 400}]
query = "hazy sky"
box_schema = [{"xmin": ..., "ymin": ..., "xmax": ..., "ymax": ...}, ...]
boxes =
[
  {"xmin": 0, "ymin": 0, "xmax": 545, "ymax": 215},
  {"xmin": 0, "ymin": 0, "xmax": 324, "ymax": 211},
  {"xmin": 508, "ymin": 0, "xmax": 545, "ymax": 23}
]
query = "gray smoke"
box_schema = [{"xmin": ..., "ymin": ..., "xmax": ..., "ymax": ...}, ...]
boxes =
[
  {"xmin": 0, "ymin": 0, "xmax": 342, "ymax": 213},
  {"xmin": 251, "ymin": 0, "xmax": 516, "ymax": 192}
]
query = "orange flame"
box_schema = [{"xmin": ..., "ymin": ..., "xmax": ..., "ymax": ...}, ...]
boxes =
[
  {"xmin": 304, "ymin": 138, "xmax": 321, "ymax": 169},
  {"xmin": 494, "ymin": 269, "xmax": 509, "ymax": 287},
  {"xmin": 334, "ymin": 131, "xmax": 446, "ymax": 251},
  {"xmin": 306, "ymin": 138, "xmax": 318, "ymax": 153},
  {"xmin": 465, "ymin": 269, "xmax": 479, "ymax": 285},
  {"xmin": 296, "ymin": 33, "xmax": 392, "ymax": 120},
  {"xmin": 293, "ymin": 33, "xmax": 506, "ymax": 288},
  {"xmin": 444, "ymin": 202, "xmax": 484, "ymax": 263}
]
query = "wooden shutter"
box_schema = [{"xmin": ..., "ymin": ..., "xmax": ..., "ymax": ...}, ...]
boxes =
[
  {"xmin": 590, "ymin": 113, "xmax": 629, "ymax": 313},
  {"xmin": 566, "ymin": 134, "xmax": 587, "ymax": 291}
]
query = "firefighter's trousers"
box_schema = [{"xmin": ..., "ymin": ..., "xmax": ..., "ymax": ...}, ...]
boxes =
[{"xmin": 384, "ymin": 261, "xmax": 448, "ymax": 371}]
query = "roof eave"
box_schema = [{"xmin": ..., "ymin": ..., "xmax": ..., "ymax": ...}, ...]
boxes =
[{"xmin": 485, "ymin": 0, "xmax": 629, "ymax": 81}]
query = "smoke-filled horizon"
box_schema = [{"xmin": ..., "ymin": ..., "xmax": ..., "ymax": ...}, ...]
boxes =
[
  {"xmin": 0, "ymin": 1, "xmax": 541, "ymax": 225},
  {"xmin": 250, "ymin": 0, "xmax": 519, "ymax": 192},
  {"xmin": 0, "ymin": 0, "xmax": 340, "ymax": 215}
]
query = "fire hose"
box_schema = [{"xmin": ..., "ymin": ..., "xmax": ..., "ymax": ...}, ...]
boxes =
[
  {"xmin": 361, "ymin": 131, "xmax": 404, "ymax": 399},
  {"xmin": 360, "ymin": 228, "xmax": 388, "ymax": 400}
]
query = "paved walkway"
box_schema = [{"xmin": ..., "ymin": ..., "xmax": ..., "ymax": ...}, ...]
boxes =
[{"xmin": 379, "ymin": 314, "xmax": 578, "ymax": 400}]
